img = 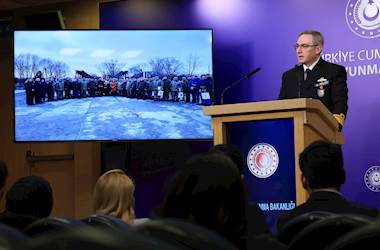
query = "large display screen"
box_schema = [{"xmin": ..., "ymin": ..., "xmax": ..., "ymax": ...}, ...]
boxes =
[{"xmin": 14, "ymin": 29, "xmax": 214, "ymax": 142}]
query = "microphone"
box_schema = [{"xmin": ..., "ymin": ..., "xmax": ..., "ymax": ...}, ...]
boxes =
[
  {"xmin": 295, "ymin": 64, "xmax": 302, "ymax": 98},
  {"xmin": 220, "ymin": 67, "xmax": 261, "ymax": 105}
]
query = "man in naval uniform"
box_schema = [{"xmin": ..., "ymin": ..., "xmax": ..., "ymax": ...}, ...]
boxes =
[{"xmin": 278, "ymin": 30, "xmax": 348, "ymax": 130}]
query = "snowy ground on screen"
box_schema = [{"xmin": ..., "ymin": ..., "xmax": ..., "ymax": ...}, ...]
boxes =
[{"xmin": 14, "ymin": 91, "xmax": 213, "ymax": 141}]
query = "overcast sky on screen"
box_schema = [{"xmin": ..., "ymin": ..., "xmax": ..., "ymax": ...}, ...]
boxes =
[{"xmin": 14, "ymin": 30, "xmax": 213, "ymax": 76}]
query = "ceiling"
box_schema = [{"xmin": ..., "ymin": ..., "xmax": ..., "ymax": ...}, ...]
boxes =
[{"xmin": 0, "ymin": 0, "xmax": 74, "ymax": 10}]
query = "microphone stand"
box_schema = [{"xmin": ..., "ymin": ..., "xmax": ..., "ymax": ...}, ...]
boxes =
[
  {"xmin": 221, "ymin": 77, "xmax": 248, "ymax": 105},
  {"xmin": 295, "ymin": 65, "xmax": 302, "ymax": 98},
  {"xmin": 220, "ymin": 68, "xmax": 261, "ymax": 105}
]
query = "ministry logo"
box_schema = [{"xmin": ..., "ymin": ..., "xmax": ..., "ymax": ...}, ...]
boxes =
[
  {"xmin": 247, "ymin": 143, "xmax": 279, "ymax": 178},
  {"xmin": 346, "ymin": 0, "xmax": 380, "ymax": 38},
  {"xmin": 364, "ymin": 166, "xmax": 380, "ymax": 192}
]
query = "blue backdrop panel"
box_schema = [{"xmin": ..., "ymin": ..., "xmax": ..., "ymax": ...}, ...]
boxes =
[
  {"xmin": 100, "ymin": 0, "xmax": 380, "ymax": 222},
  {"xmin": 227, "ymin": 118, "xmax": 296, "ymax": 233}
]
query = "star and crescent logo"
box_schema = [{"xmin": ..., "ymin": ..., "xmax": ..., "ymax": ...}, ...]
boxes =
[
  {"xmin": 364, "ymin": 166, "xmax": 380, "ymax": 192},
  {"xmin": 346, "ymin": 0, "xmax": 380, "ymax": 39}
]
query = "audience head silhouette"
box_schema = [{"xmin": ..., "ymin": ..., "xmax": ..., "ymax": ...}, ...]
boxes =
[
  {"xmin": 158, "ymin": 153, "xmax": 246, "ymax": 248},
  {"xmin": 209, "ymin": 144, "xmax": 273, "ymax": 241},
  {"xmin": 209, "ymin": 144, "xmax": 244, "ymax": 174},
  {"xmin": 0, "ymin": 160, "xmax": 9, "ymax": 199},
  {"xmin": 278, "ymin": 140, "xmax": 378, "ymax": 235},
  {"xmin": 93, "ymin": 169, "xmax": 135, "ymax": 224},
  {"xmin": 6, "ymin": 175, "xmax": 53, "ymax": 218},
  {"xmin": 299, "ymin": 140, "xmax": 345, "ymax": 192}
]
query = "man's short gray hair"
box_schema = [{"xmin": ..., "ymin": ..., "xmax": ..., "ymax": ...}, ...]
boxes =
[{"xmin": 298, "ymin": 30, "xmax": 324, "ymax": 46}]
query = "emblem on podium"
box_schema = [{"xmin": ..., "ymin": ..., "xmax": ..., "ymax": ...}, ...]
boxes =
[{"xmin": 247, "ymin": 143, "xmax": 279, "ymax": 178}]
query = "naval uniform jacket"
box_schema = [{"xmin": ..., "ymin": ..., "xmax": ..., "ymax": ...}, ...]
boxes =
[{"xmin": 278, "ymin": 59, "xmax": 348, "ymax": 117}]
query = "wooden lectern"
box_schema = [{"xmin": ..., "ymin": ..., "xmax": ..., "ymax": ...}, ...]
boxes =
[{"xmin": 203, "ymin": 98, "xmax": 344, "ymax": 205}]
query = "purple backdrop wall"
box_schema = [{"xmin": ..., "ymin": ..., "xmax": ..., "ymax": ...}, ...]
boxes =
[{"xmin": 100, "ymin": 0, "xmax": 380, "ymax": 209}]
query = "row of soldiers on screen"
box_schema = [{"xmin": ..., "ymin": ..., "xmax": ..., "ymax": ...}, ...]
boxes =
[{"xmin": 24, "ymin": 72, "xmax": 212, "ymax": 105}]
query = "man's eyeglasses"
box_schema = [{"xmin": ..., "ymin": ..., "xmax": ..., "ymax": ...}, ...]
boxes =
[{"xmin": 294, "ymin": 44, "xmax": 317, "ymax": 50}]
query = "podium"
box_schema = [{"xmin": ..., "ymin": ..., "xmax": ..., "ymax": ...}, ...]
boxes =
[{"xmin": 203, "ymin": 98, "xmax": 343, "ymax": 207}]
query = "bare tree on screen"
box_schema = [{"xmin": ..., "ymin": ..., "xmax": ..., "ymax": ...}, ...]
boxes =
[
  {"xmin": 150, "ymin": 57, "xmax": 182, "ymax": 76},
  {"xmin": 97, "ymin": 59, "xmax": 124, "ymax": 78},
  {"xmin": 186, "ymin": 53, "xmax": 200, "ymax": 76}
]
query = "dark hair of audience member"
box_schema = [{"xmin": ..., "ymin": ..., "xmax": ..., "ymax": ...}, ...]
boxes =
[
  {"xmin": 158, "ymin": 153, "xmax": 247, "ymax": 249},
  {"xmin": 5, "ymin": 175, "xmax": 53, "ymax": 218},
  {"xmin": 299, "ymin": 140, "xmax": 345, "ymax": 189},
  {"xmin": 209, "ymin": 144, "xmax": 273, "ymax": 241},
  {"xmin": 0, "ymin": 161, "xmax": 8, "ymax": 189},
  {"xmin": 209, "ymin": 144, "xmax": 244, "ymax": 174},
  {"xmin": 0, "ymin": 161, "xmax": 9, "ymax": 199}
]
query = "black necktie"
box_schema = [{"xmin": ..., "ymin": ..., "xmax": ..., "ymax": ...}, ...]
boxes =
[{"xmin": 304, "ymin": 69, "xmax": 312, "ymax": 81}]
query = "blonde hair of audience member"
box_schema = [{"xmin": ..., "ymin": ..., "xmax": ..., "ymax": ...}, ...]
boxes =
[{"xmin": 93, "ymin": 169, "xmax": 135, "ymax": 224}]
